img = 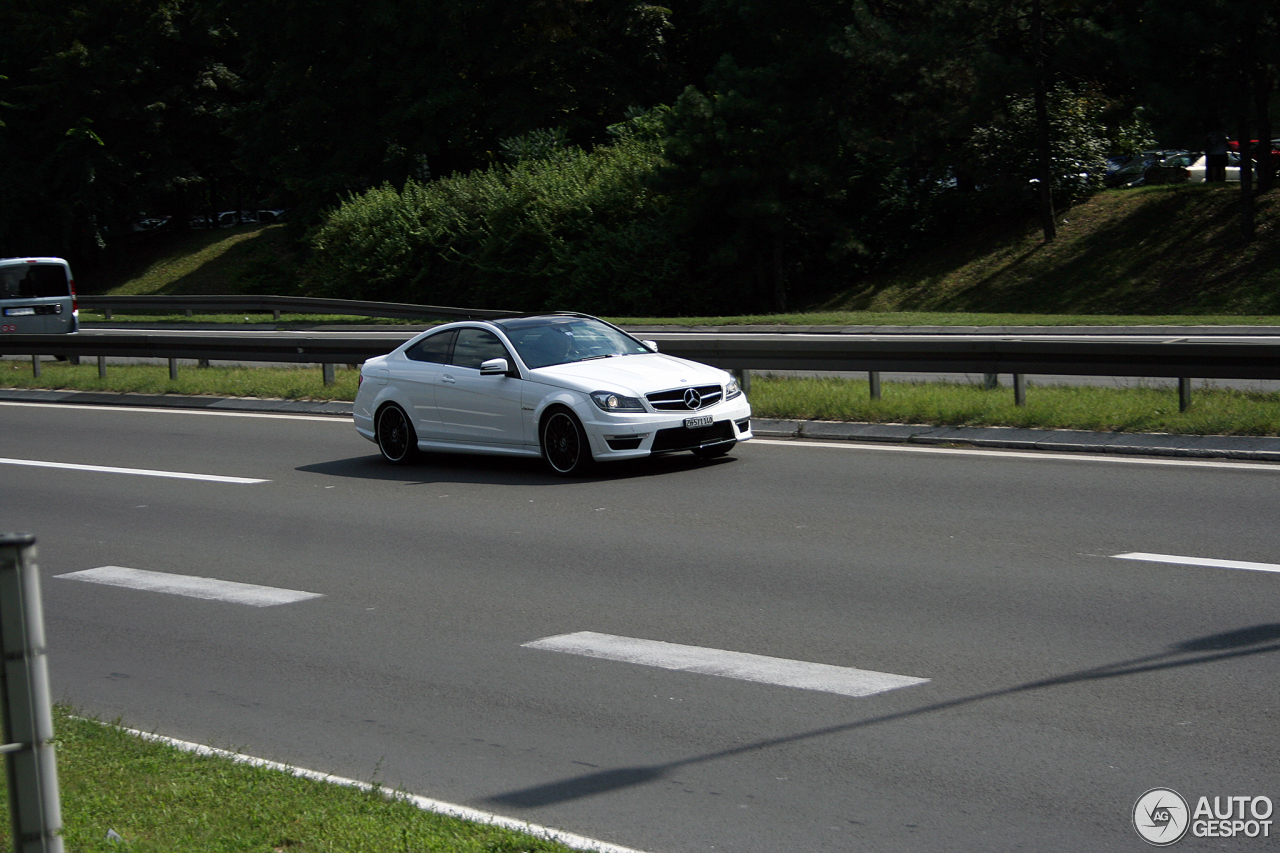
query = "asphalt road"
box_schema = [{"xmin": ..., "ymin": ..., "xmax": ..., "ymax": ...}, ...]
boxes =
[{"xmin": 3, "ymin": 400, "xmax": 1279, "ymax": 852}]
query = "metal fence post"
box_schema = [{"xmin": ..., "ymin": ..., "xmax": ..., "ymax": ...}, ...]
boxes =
[{"xmin": 0, "ymin": 534, "xmax": 64, "ymax": 853}]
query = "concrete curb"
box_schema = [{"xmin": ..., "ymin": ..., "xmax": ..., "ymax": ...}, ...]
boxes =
[
  {"xmin": 5, "ymin": 388, "xmax": 1279, "ymax": 463},
  {"xmin": 752, "ymin": 418, "xmax": 1280, "ymax": 462}
]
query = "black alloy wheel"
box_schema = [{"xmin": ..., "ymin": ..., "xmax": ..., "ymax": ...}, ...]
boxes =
[
  {"xmin": 376, "ymin": 404, "xmax": 418, "ymax": 464},
  {"xmin": 541, "ymin": 409, "xmax": 593, "ymax": 475}
]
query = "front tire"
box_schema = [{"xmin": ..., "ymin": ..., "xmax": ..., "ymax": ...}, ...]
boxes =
[
  {"xmin": 376, "ymin": 404, "xmax": 418, "ymax": 464},
  {"xmin": 541, "ymin": 409, "xmax": 593, "ymax": 475}
]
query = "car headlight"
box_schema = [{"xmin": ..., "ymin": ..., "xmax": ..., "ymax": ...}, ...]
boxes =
[
  {"xmin": 725, "ymin": 376, "xmax": 742, "ymax": 400},
  {"xmin": 590, "ymin": 391, "xmax": 646, "ymax": 413}
]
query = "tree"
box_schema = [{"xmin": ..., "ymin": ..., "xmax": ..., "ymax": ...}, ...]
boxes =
[
  {"xmin": 1133, "ymin": 0, "xmax": 1280, "ymax": 239},
  {"xmin": 0, "ymin": 0, "xmax": 239, "ymax": 270},
  {"xmin": 223, "ymin": 0, "xmax": 681, "ymax": 224}
]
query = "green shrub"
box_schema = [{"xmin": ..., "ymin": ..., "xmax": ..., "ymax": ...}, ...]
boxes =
[{"xmin": 303, "ymin": 136, "xmax": 688, "ymax": 313}]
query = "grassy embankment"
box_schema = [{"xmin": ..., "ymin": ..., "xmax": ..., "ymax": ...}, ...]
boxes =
[{"xmin": 10, "ymin": 184, "xmax": 1279, "ymax": 435}]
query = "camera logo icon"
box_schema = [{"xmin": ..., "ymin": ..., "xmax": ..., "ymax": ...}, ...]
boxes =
[{"xmin": 1134, "ymin": 788, "xmax": 1190, "ymax": 846}]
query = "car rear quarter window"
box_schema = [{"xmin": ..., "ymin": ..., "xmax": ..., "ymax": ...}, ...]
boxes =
[{"xmin": 406, "ymin": 330, "xmax": 454, "ymax": 363}]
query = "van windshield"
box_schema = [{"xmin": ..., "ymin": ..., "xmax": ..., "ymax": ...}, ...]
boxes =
[{"xmin": 1, "ymin": 264, "xmax": 70, "ymax": 299}]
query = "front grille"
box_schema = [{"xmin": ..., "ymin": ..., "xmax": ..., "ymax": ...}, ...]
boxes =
[
  {"xmin": 646, "ymin": 384, "xmax": 724, "ymax": 411},
  {"xmin": 651, "ymin": 420, "xmax": 736, "ymax": 453}
]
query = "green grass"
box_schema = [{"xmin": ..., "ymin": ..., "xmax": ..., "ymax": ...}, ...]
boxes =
[
  {"xmin": 5, "ymin": 359, "xmax": 1278, "ymax": 436},
  {"xmin": 0, "ymin": 707, "xmax": 578, "ymax": 853},
  {"xmin": 96, "ymin": 226, "xmax": 297, "ymax": 296},
  {"xmin": 1, "ymin": 360, "xmax": 361, "ymax": 401},
  {"xmin": 608, "ymin": 310, "xmax": 1280, "ymax": 327},
  {"xmin": 748, "ymin": 375, "xmax": 1280, "ymax": 436},
  {"xmin": 818, "ymin": 185, "xmax": 1280, "ymax": 315}
]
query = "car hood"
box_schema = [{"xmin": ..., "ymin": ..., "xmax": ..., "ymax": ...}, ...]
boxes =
[{"xmin": 529, "ymin": 353, "xmax": 730, "ymax": 394}]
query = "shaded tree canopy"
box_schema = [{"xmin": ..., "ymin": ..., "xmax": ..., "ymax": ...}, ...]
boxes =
[{"xmin": 1, "ymin": 0, "xmax": 1275, "ymax": 309}]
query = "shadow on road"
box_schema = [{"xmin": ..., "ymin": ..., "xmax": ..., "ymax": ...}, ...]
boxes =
[
  {"xmin": 484, "ymin": 623, "xmax": 1280, "ymax": 809},
  {"xmin": 295, "ymin": 449, "xmax": 738, "ymax": 486}
]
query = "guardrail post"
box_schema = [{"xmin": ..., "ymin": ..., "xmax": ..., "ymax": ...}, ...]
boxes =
[
  {"xmin": 322, "ymin": 363, "xmax": 335, "ymax": 386},
  {"xmin": 1014, "ymin": 374, "xmax": 1027, "ymax": 407},
  {"xmin": 168, "ymin": 358, "xmax": 179, "ymax": 381},
  {"xmin": 983, "ymin": 372, "xmax": 999, "ymax": 390},
  {"xmin": 29, "ymin": 357, "xmax": 40, "ymax": 379},
  {"xmin": 0, "ymin": 534, "xmax": 65, "ymax": 853},
  {"xmin": 869, "ymin": 371, "xmax": 881, "ymax": 401},
  {"xmin": 1179, "ymin": 377, "xmax": 1192, "ymax": 412},
  {"xmin": 97, "ymin": 357, "xmax": 106, "ymax": 379}
]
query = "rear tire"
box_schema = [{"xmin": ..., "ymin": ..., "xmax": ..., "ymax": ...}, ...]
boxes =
[
  {"xmin": 376, "ymin": 404, "xmax": 418, "ymax": 464},
  {"xmin": 541, "ymin": 409, "xmax": 593, "ymax": 475}
]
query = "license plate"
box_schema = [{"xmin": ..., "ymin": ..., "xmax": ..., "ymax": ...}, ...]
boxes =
[
  {"xmin": 684, "ymin": 415, "xmax": 714, "ymax": 429},
  {"xmin": 4, "ymin": 307, "xmax": 35, "ymax": 316}
]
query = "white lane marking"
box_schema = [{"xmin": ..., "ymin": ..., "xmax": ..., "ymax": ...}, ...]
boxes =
[
  {"xmin": 0, "ymin": 400, "xmax": 341, "ymax": 422},
  {"xmin": 524, "ymin": 631, "xmax": 928, "ymax": 698},
  {"xmin": 752, "ymin": 438, "xmax": 1280, "ymax": 472},
  {"xmin": 93, "ymin": 723, "xmax": 648, "ymax": 853},
  {"xmin": 1114, "ymin": 552, "xmax": 1280, "ymax": 575},
  {"xmin": 57, "ymin": 566, "xmax": 323, "ymax": 607},
  {"xmin": 0, "ymin": 457, "xmax": 268, "ymax": 483}
]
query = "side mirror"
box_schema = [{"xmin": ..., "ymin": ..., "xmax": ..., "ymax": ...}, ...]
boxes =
[
  {"xmin": 642, "ymin": 340, "xmax": 659, "ymax": 353},
  {"xmin": 480, "ymin": 357, "xmax": 512, "ymax": 376}
]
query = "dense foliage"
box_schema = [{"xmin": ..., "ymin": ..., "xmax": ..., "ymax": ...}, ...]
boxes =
[{"xmin": 1, "ymin": 0, "xmax": 1276, "ymax": 313}]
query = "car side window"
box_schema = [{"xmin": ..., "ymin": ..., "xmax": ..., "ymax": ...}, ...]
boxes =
[
  {"xmin": 406, "ymin": 330, "xmax": 454, "ymax": 363},
  {"xmin": 451, "ymin": 328, "xmax": 510, "ymax": 370}
]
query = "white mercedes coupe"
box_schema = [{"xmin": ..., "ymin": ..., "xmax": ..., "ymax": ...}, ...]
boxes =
[{"xmin": 354, "ymin": 313, "xmax": 752, "ymax": 474}]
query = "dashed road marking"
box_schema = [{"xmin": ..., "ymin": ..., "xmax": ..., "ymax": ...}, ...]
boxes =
[
  {"xmin": 57, "ymin": 566, "xmax": 322, "ymax": 607},
  {"xmin": 524, "ymin": 631, "xmax": 928, "ymax": 698},
  {"xmin": 1114, "ymin": 552, "xmax": 1280, "ymax": 575},
  {"xmin": 0, "ymin": 457, "xmax": 267, "ymax": 483}
]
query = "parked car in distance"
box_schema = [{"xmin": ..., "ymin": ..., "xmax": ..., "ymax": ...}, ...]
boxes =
[
  {"xmin": 0, "ymin": 257, "xmax": 78, "ymax": 334},
  {"xmin": 353, "ymin": 313, "xmax": 753, "ymax": 475},
  {"xmin": 1105, "ymin": 149, "xmax": 1191, "ymax": 188},
  {"xmin": 1186, "ymin": 151, "xmax": 1242, "ymax": 183}
]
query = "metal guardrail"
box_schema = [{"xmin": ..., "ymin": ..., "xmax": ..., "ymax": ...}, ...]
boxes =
[
  {"xmin": 3, "ymin": 327, "xmax": 1280, "ymax": 409},
  {"xmin": 78, "ymin": 294, "xmax": 519, "ymax": 321}
]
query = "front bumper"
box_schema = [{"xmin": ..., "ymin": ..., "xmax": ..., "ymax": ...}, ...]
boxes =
[{"xmin": 579, "ymin": 396, "xmax": 753, "ymax": 461}]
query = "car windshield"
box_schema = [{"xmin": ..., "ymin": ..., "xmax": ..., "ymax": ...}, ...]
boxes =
[{"xmin": 498, "ymin": 316, "xmax": 650, "ymax": 369}]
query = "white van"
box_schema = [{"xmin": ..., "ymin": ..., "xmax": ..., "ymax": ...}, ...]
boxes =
[{"xmin": 0, "ymin": 257, "xmax": 78, "ymax": 334}]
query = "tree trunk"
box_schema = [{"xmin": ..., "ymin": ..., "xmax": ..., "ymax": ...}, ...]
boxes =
[{"xmin": 1031, "ymin": 0, "xmax": 1056, "ymax": 243}]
